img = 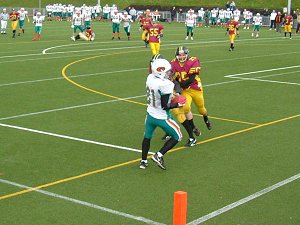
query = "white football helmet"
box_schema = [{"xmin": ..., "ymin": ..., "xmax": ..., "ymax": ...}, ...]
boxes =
[{"xmin": 151, "ymin": 58, "xmax": 172, "ymax": 80}]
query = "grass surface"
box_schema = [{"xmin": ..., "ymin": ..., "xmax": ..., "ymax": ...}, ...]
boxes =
[{"xmin": 0, "ymin": 19, "xmax": 300, "ymax": 225}]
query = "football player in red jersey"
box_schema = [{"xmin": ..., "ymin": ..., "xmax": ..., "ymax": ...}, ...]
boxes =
[
  {"xmin": 283, "ymin": 13, "xmax": 293, "ymax": 39},
  {"xmin": 71, "ymin": 26, "xmax": 95, "ymax": 41},
  {"xmin": 139, "ymin": 13, "xmax": 152, "ymax": 47},
  {"xmin": 143, "ymin": 20, "xmax": 164, "ymax": 55},
  {"xmin": 226, "ymin": 17, "xmax": 239, "ymax": 51},
  {"xmin": 171, "ymin": 46, "xmax": 212, "ymax": 147},
  {"xmin": 9, "ymin": 8, "xmax": 19, "ymax": 38}
]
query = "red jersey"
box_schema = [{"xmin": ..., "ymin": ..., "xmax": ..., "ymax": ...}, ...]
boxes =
[
  {"xmin": 283, "ymin": 15, "xmax": 293, "ymax": 25},
  {"xmin": 10, "ymin": 11, "xmax": 20, "ymax": 21},
  {"xmin": 143, "ymin": 24, "xmax": 164, "ymax": 43},
  {"xmin": 141, "ymin": 18, "xmax": 152, "ymax": 29},
  {"xmin": 85, "ymin": 29, "xmax": 95, "ymax": 40},
  {"xmin": 171, "ymin": 57, "xmax": 202, "ymax": 91},
  {"xmin": 227, "ymin": 20, "xmax": 239, "ymax": 35}
]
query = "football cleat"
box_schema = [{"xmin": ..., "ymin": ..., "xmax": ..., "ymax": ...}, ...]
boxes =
[
  {"xmin": 191, "ymin": 37, "xmax": 193, "ymax": 40},
  {"xmin": 112, "ymin": 37, "xmax": 114, "ymax": 40},
  {"xmin": 205, "ymin": 121, "xmax": 212, "ymax": 130},
  {"xmin": 185, "ymin": 138, "xmax": 197, "ymax": 147},
  {"xmin": 118, "ymin": 37, "xmax": 120, "ymax": 40},
  {"xmin": 151, "ymin": 153, "xmax": 166, "ymax": 170},
  {"xmin": 139, "ymin": 161, "xmax": 148, "ymax": 169},
  {"xmin": 192, "ymin": 128, "xmax": 201, "ymax": 136},
  {"xmin": 71, "ymin": 36, "xmax": 75, "ymax": 41}
]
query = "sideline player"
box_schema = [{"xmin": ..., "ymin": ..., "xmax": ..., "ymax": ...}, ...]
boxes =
[
  {"xmin": 283, "ymin": 13, "xmax": 293, "ymax": 39},
  {"xmin": 171, "ymin": 46, "xmax": 212, "ymax": 147},
  {"xmin": 0, "ymin": 8, "xmax": 9, "ymax": 34},
  {"xmin": 140, "ymin": 58, "xmax": 184, "ymax": 170},
  {"xmin": 226, "ymin": 16, "xmax": 239, "ymax": 51}
]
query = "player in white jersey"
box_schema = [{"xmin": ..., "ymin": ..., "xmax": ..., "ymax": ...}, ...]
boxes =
[
  {"xmin": 197, "ymin": 8, "xmax": 205, "ymax": 27},
  {"xmin": 102, "ymin": 4, "xmax": 110, "ymax": 21},
  {"xmin": 243, "ymin": 9, "xmax": 251, "ymax": 29},
  {"xmin": 185, "ymin": 9, "xmax": 197, "ymax": 40},
  {"xmin": 18, "ymin": 8, "xmax": 29, "ymax": 36},
  {"xmin": 225, "ymin": 8, "xmax": 232, "ymax": 23},
  {"xmin": 71, "ymin": 11, "xmax": 84, "ymax": 40},
  {"xmin": 121, "ymin": 12, "xmax": 132, "ymax": 40},
  {"xmin": 211, "ymin": 8, "xmax": 218, "ymax": 26},
  {"xmin": 233, "ymin": 8, "xmax": 241, "ymax": 22},
  {"xmin": 252, "ymin": 13, "xmax": 262, "ymax": 38},
  {"xmin": 32, "ymin": 12, "xmax": 45, "ymax": 41},
  {"xmin": 46, "ymin": 4, "xmax": 53, "ymax": 20},
  {"xmin": 0, "ymin": 8, "xmax": 9, "ymax": 34},
  {"xmin": 111, "ymin": 10, "xmax": 122, "ymax": 40},
  {"xmin": 83, "ymin": 10, "xmax": 92, "ymax": 29},
  {"xmin": 218, "ymin": 8, "xmax": 226, "ymax": 27},
  {"xmin": 140, "ymin": 58, "xmax": 184, "ymax": 170}
]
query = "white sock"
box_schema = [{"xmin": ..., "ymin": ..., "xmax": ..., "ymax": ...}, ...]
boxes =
[{"xmin": 157, "ymin": 152, "xmax": 163, "ymax": 158}]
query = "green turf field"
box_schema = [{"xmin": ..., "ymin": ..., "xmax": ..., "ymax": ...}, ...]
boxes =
[{"xmin": 0, "ymin": 19, "xmax": 299, "ymax": 225}]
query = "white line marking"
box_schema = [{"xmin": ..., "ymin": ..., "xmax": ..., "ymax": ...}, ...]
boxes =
[
  {"xmin": 224, "ymin": 65, "xmax": 300, "ymax": 78},
  {"xmin": 0, "ymin": 95, "xmax": 145, "ymax": 121},
  {"xmin": 2, "ymin": 51, "xmax": 300, "ymax": 87},
  {"xmin": 42, "ymin": 36, "xmax": 293, "ymax": 55},
  {"xmin": 0, "ymin": 123, "xmax": 153, "ymax": 154},
  {"xmin": 0, "ymin": 178, "xmax": 165, "ymax": 225},
  {"xmin": 187, "ymin": 173, "xmax": 300, "ymax": 225},
  {"xmin": 232, "ymin": 77, "xmax": 300, "ymax": 85}
]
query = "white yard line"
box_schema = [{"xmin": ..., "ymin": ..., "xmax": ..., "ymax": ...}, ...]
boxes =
[
  {"xmin": 0, "ymin": 95, "xmax": 145, "ymax": 121},
  {"xmin": 187, "ymin": 173, "xmax": 300, "ymax": 225},
  {"xmin": 0, "ymin": 123, "xmax": 152, "ymax": 154},
  {"xmin": 224, "ymin": 65, "xmax": 300, "ymax": 78},
  {"xmin": 0, "ymin": 178, "xmax": 165, "ymax": 225}
]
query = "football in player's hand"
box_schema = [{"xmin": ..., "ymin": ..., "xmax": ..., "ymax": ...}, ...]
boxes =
[{"xmin": 171, "ymin": 95, "xmax": 186, "ymax": 107}]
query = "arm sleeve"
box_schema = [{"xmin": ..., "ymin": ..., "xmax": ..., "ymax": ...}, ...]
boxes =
[
  {"xmin": 173, "ymin": 80, "xmax": 182, "ymax": 94},
  {"xmin": 161, "ymin": 94, "xmax": 178, "ymax": 110},
  {"xmin": 180, "ymin": 73, "xmax": 196, "ymax": 88}
]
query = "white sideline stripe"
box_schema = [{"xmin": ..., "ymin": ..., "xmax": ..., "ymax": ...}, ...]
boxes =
[
  {"xmin": 0, "ymin": 179, "xmax": 165, "ymax": 225},
  {"xmin": 0, "ymin": 123, "xmax": 153, "ymax": 154},
  {"xmin": 224, "ymin": 65, "xmax": 300, "ymax": 78},
  {"xmin": 0, "ymin": 95, "xmax": 145, "ymax": 121},
  {"xmin": 187, "ymin": 173, "xmax": 300, "ymax": 225}
]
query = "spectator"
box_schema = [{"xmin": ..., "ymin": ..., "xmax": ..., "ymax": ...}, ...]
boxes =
[
  {"xmin": 171, "ymin": 6, "xmax": 176, "ymax": 22},
  {"xmin": 178, "ymin": 8, "xmax": 184, "ymax": 22},
  {"xmin": 269, "ymin": 10, "xmax": 277, "ymax": 30},
  {"xmin": 230, "ymin": 1, "xmax": 236, "ymax": 11},
  {"xmin": 296, "ymin": 10, "xmax": 300, "ymax": 33},
  {"xmin": 226, "ymin": 1, "xmax": 230, "ymax": 9},
  {"xmin": 275, "ymin": 11, "xmax": 283, "ymax": 33},
  {"xmin": 129, "ymin": 7, "xmax": 137, "ymax": 22}
]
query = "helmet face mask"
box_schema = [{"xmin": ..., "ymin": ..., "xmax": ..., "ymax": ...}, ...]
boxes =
[
  {"xmin": 176, "ymin": 46, "xmax": 189, "ymax": 63},
  {"xmin": 151, "ymin": 59, "xmax": 173, "ymax": 80}
]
